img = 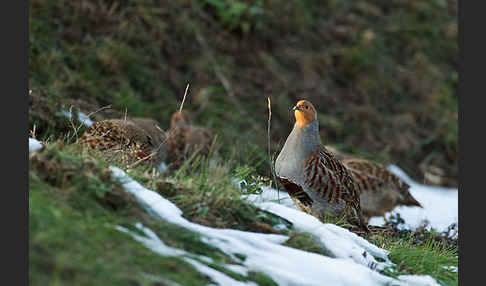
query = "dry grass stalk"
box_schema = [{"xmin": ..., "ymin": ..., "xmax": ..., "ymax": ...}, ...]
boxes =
[
  {"xmin": 179, "ymin": 83, "xmax": 190, "ymax": 113},
  {"xmin": 30, "ymin": 124, "xmax": 37, "ymax": 139},
  {"xmin": 267, "ymin": 97, "xmax": 280, "ymax": 200},
  {"xmin": 161, "ymin": 83, "xmax": 191, "ymax": 146},
  {"xmin": 126, "ymin": 152, "xmax": 156, "ymax": 169},
  {"xmin": 67, "ymin": 104, "xmax": 112, "ymax": 142},
  {"xmin": 67, "ymin": 105, "xmax": 84, "ymax": 142},
  {"xmin": 86, "ymin": 104, "xmax": 112, "ymax": 118}
]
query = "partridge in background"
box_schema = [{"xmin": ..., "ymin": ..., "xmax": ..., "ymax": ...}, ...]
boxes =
[
  {"xmin": 78, "ymin": 118, "xmax": 167, "ymax": 166},
  {"xmin": 322, "ymin": 145, "xmax": 352, "ymax": 161},
  {"xmin": 340, "ymin": 158, "xmax": 422, "ymax": 223},
  {"xmin": 165, "ymin": 110, "xmax": 214, "ymax": 168},
  {"xmin": 275, "ymin": 100, "xmax": 368, "ymax": 230}
]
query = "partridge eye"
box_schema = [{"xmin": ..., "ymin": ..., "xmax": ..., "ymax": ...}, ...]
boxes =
[{"xmin": 305, "ymin": 106, "xmax": 309, "ymax": 110}]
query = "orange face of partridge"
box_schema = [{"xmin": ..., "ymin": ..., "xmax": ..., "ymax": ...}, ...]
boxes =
[{"xmin": 293, "ymin": 100, "xmax": 317, "ymax": 129}]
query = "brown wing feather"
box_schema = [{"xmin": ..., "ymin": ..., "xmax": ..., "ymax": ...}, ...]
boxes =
[
  {"xmin": 303, "ymin": 146, "xmax": 368, "ymax": 230},
  {"xmin": 303, "ymin": 146, "xmax": 361, "ymax": 205},
  {"xmin": 342, "ymin": 159, "xmax": 409, "ymax": 193}
]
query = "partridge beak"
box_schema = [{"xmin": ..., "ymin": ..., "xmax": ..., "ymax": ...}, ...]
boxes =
[{"xmin": 292, "ymin": 105, "xmax": 301, "ymax": 111}]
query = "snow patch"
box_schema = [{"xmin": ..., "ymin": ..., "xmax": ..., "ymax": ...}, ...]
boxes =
[
  {"xmin": 29, "ymin": 138, "xmax": 43, "ymax": 153},
  {"xmin": 116, "ymin": 223, "xmax": 186, "ymax": 257},
  {"xmin": 116, "ymin": 223, "xmax": 256, "ymax": 285},
  {"xmin": 110, "ymin": 166, "xmax": 440, "ymax": 286},
  {"xmin": 61, "ymin": 110, "xmax": 94, "ymax": 127},
  {"xmin": 255, "ymin": 202, "xmax": 391, "ymax": 270},
  {"xmin": 244, "ymin": 184, "xmax": 296, "ymax": 209},
  {"xmin": 185, "ymin": 259, "xmax": 257, "ymax": 286},
  {"xmin": 397, "ymin": 275, "xmax": 442, "ymax": 286}
]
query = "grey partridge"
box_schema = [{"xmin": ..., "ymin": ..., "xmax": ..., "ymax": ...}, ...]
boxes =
[
  {"xmin": 275, "ymin": 100, "xmax": 368, "ymax": 230},
  {"xmin": 164, "ymin": 111, "xmax": 214, "ymax": 169},
  {"xmin": 78, "ymin": 118, "xmax": 167, "ymax": 166},
  {"xmin": 340, "ymin": 157, "xmax": 422, "ymax": 224}
]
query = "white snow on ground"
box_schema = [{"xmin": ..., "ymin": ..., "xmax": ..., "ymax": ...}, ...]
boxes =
[
  {"xmin": 61, "ymin": 110, "xmax": 94, "ymax": 127},
  {"xmin": 255, "ymin": 202, "xmax": 390, "ymax": 270},
  {"xmin": 28, "ymin": 140, "xmax": 447, "ymax": 285},
  {"xmin": 116, "ymin": 223, "xmax": 187, "ymax": 257},
  {"xmin": 243, "ymin": 183, "xmax": 296, "ymax": 209},
  {"xmin": 368, "ymin": 165, "xmax": 458, "ymax": 233},
  {"xmin": 185, "ymin": 259, "xmax": 257, "ymax": 286},
  {"xmin": 110, "ymin": 166, "xmax": 440, "ymax": 286},
  {"xmin": 396, "ymin": 275, "xmax": 443, "ymax": 286},
  {"xmin": 116, "ymin": 223, "xmax": 256, "ymax": 286},
  {"xmin": 29, "ymin": 138, "xmax": 43, "ymax": 153}
]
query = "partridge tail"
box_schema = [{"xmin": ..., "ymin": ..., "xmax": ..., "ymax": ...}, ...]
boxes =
[{"xmin": 401, "ymin": 194, "xmax": 422, "ymax": 207}]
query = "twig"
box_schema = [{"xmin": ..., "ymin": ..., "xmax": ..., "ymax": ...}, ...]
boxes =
[
  {"xmin": 179, "ymin": 83, "xmax": 190, "ymax": 113},
  {"xmin": 126, "ymin": 152, "xmax": 156, "ymax": 169},
  {"xmin": 121, "ymin": 107, "xmax": 129, "ymax": 153},
  {"xmin": 68, "ymin": 104, "xmax": 112, "ymax": 142},
  {"xmin": 86, "ymin": 104, "xmax": 112, "ymax": 118},
  {"xmin": 267, "ymin": 97, "xmax": 280, "ymax": 202},
  {"xmin": 67, "ymin": 105, "xmax": 85, "ymax": 142}
]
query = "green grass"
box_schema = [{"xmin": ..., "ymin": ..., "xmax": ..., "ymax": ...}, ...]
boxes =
[
  {"xmin": 29, "ymin": 143, "xmax": 212, "ymax": 286},
  {"xmin": 29, "ymin": 141, "xmax": 281, "ymax": 285},
  {"xmin": 367, "ymin": 230, "xmax": 458, "ymax": 286},
  {"xmin": 29, "ymin": 136, "xmax": 458, "ymax": 285},
  {"xmin": 126, "ymin": 150, "xmax": 293, "ymax": 233}
]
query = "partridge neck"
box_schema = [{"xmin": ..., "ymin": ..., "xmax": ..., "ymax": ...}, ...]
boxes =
[
  {"xmin": 296, "ymin": 120, "xmax": 321, "ymax": 155},
  {"xmin": 275, "ymin": 120, "xmax": 320, "ymax": 182}
]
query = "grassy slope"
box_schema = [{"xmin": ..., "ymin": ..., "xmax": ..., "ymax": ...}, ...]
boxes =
[
  {"xmin": 29, "ymin": 141, "xmax": 458, "ymax": 286},
  {"xmin": 29, "ymin": 0, "xmax": 458, "ymax": 187},
  {"xmin": 29, "ymin": 142, "xmax": 287, "ymax": 286}
]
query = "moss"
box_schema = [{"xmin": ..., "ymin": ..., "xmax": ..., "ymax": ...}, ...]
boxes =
[{"xmin": 283, "ymin": 232, "xmax": 330, "ymax": 256}]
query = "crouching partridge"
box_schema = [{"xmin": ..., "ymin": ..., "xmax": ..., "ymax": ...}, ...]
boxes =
[
  {"xmin": 78, "ymin": 118, "xmax": 167, "ymax": 166},
  {"xmin": 164, "ymin": 110, "xmax": 214, "ymax": 169},
  {"xmin": 275, "ymin": 100, "xmax": 368, "ymax": 231},
  {"xmin": 340, "ymin": 158, "xmax": 422, "ymax": 223}
]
